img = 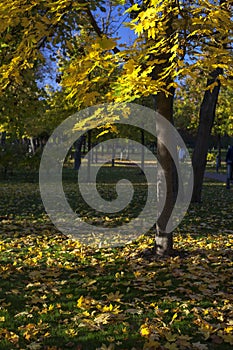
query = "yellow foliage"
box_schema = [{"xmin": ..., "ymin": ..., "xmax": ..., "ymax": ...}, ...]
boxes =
[{"xmin": 140, "ymin": 324, "xmax": 151, "ymax": 337}]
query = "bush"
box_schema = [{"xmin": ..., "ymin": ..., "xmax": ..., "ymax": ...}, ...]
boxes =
[{"xmin": 0, "ymin": 143, "xmax": 27, "ymax": 175}]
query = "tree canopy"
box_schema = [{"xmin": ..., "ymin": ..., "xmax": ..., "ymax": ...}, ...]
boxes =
[{"xmin": 0, "ymin": 0, "xmax": 232, "ymax": 104}]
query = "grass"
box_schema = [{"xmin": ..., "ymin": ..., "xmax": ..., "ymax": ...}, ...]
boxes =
[{"xmin": 0, "ymin": 166, "xmax": 232, "ymax": 350}]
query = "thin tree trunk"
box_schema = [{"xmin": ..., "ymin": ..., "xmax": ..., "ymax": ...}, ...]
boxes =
[
  {"xmin": 29, "ymin": 137, "xmax": 35, "ymax": 155},
  {"xmin": 191, "ymin": 68, "xmax": 222, "ymax": 203},
  {"xmin": 111, "ymin": 139, "xmax": 115, "ymax": 167},
  {"xmin": 95, "ymin": 144, "xmax": 98, "ymax": 163},
  {"xmin": 154, "ymin": 89, "xmax": 175, "ymax": 256},
  {"xmin": 87, "ymin": 130, "xmax": 91, "ymax": 181},
  {"xmin": 141, "ymin": 129, "xmax": 145, "ymax": 172},
  {"xmin": 74, "ymin": 135, "xmax": 85, "ymax": 171},
  {"xmin": 217, "ymin": 134, "xmax": 222, "ymax": 170},
  {"xmin": 0, "ymin": 131, "xmax": 6, "ymax": 145}
]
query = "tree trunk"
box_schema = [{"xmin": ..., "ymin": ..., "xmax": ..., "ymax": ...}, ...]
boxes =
[
  {"xmin": 141, "ymin": 129, "xmax": 145, "ymax": 172},
  {"xmin": 111, "ymin": 139, "xmax": 115, "ymax": 167},
  {"xmin": 74, "ymin": 135, "xmax": 85, "ymax": 171},
  {"xmin": 217, "ymin": 134, "xmax": 222, "ymax": 170},
  {"xmin": 191, "ymin": 68, "xmax": 222, "ymax": 203},
  {"xmin": 87, "ymin": 130, "xmax": 91, "ymax": 181},
  {"xmin": 30, "ymin": 137, "xmax": 35, "ymax": 155},
  {"xmin": 154, "ymin": 89, "xmax": 175, "ymax": 256},
  {"xmin": 149, "ymin": 0, "xmax": 177, "ymax": 256},
  {"xmin": 0, "ymin": 131, "xmax": 6, "ymax": 145}
]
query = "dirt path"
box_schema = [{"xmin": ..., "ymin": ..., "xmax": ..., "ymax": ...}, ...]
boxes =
[{"xmin": 204, "ymin": 171, "xmax": 227, "ymax": 183}]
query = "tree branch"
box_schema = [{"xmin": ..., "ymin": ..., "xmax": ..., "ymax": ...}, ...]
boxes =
[{"xmin": 85, "ymin": 6, "xmax": 120, "ymax": 54}]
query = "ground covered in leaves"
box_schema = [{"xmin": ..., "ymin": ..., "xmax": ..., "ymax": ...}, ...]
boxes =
[{"xmin": 0, "ymin": 169, "xmax": 232, "ymax": 350}]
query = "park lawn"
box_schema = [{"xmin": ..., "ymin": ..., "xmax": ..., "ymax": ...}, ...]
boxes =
[{"xmin": 0, "ymin": 167, "xmax": 232, "ymax": 350}]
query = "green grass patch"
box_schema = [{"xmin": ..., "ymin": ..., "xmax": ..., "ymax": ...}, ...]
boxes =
[{"xmin": 0, "ymin": 166, "xmax": 232, "ymax": 349}]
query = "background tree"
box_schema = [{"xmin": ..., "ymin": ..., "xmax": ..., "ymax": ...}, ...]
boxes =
[
  {"xmin": 0, "ymin": 69, "xmax": 46, "ymax": 138},
  {"xmin": 190, "ymin": 0, "xmax": 233, "ymax": 202},
  {"xmin": 174, "ymin": 77, "xmax": 233, "ymax": 166}
]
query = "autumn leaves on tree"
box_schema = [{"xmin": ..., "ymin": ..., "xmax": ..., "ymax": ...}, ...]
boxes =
[{"xmin": 0, "ymin": 0, "xmax": 233, "ymax": 255}]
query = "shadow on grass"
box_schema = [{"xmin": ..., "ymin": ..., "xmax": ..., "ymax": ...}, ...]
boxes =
[
  {"xmin": 0, "ymin": 225, "xmax": 232, "ymax": 349},
  {"xmin": 0, "ymin": 173, "xmax": 232, "ymax": 349}
]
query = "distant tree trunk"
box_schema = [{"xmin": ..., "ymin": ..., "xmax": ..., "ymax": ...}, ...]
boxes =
[
  {"xmin": 126, "ymin": 142, "xmax": 130, "ymax": 160},
  {"xmin": 217, "ymin": 134, "xmax": 222, "ymax": 169},
  {"xmin": 83, "ymin": 135, "xmax": 86, "ymax": 153},
  {"xmin": 30, "ymin": 137, "xmax": 35, "ymax": 155},
  {"xmin": 141, "ymin": 129, "xmax": 145, "ymax": 172},
  {"xmin": 154, "ymin": 89, "xmax": 176, "ymax": 256},
  {"xmin": 74, "ymin": 135, "xmax": 85, "ymax": 171},
  {"xmin": 95, "ymin": 143, "xmax": 98, "ymax": 163},
  {"xmin": 191, "ymin": 68, "xmax": 222, "ymax": 203},
  {"xmin": 0, "ymin": 131, "xmax": 6, "ymax": 145},
  {"xmin": 111, "ymin": 139, "xmax": 115, "ymax": 167},
  {"xmin": 87, "ymin": 130, "xmax": 91, "ymax": 181}
]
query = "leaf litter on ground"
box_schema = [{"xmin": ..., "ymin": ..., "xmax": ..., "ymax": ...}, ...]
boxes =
[{"xmin": 0, "ymin": 173, "xmax": 232, "ymax": 349}]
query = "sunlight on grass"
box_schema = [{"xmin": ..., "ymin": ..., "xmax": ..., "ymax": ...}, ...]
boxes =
[{"xmin": 0, "ymin": 168, "xmax": 232, "ymax": 349}]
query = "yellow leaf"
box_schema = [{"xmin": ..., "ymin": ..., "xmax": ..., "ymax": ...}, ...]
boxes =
[
  {"xmin": 115, "ymin": 272, "xmax": 120, "ymax": 279},
  {"xmin": 48, "ymin": 304, "xmax": 54, "ymax": 311},
  {"xmin": 102, "ymin": 304, "xmax": 113, "ymax": 312},
  {"xmin": 99, "ymin": 37, "xmax": 116, "ymax": 50},
  {"xmin": 170, "ymin": 313, "xmax": 178, "ymax": 324},
  {"xmin": 23, "ymin": 331, "xmax": 32, "ymax": 341},
  {"xmin": 77, "ymin": 295, "xmax": 86, "ymax": 309},
  {"xmin": 82, "ymin": 311, "xmax": 90, "ymax": 316},
  {"xmin": 94, "ymin": 313, "xmax": 111, "ymax": 325},
  {"xmin": 224, "ymin": 326, "xmax": 233, "ymax": 333},
  {"xmin": 65, "ymin": 328, "xmax": 77, "ymax": 336},
  {"xmin": 125, "ymin": 4, "xmax": 140, "ymax": 13},
  {"xmin": 140, "ymin": 324, "xmax": 150, "ymax": 337}
]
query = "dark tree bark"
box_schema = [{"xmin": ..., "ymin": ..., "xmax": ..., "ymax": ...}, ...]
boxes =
[
  {"xmin": 87, "ymin": 130, "xmax": 91, "ymax": 181},
  {"xmin": 0, "ymin": 131, "xmax": 6, "ymax": 145},
  {"xmin": 215, "ymin": 134, "xmax": 222, "ymax": 172},
  {"xmin": 154, "ymin": 88, "xmax": 176, "ymax": 256},
  {"xmin": 191, "ymin": 68, "xmax": 223, "ymax": 203},
  {"xmin": 141, "ymin": 129, "xmax": 145, "ymax": 172},
  {"xmin": 150, "ymin": 0, "xmax": 177, "ymax": 256},
  {"xmin": 74, "ymin": 135, "xmax": 85, "ymax": 171},
  {"xmin": 111, "ymin": 139, "xmax": 116, "ymax": 167}
]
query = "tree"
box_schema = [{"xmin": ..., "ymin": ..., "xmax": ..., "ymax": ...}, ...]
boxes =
[
  {"xmin": 0, "ymin": 69, "xmax": 46, "ymax": 139},
  {"xmin": 174, "ymin": 76, "xmax": 233, "ymax": 167},
  {"xmin": 190, "ymin": 0, "xmax": 233, "ymax": 202},
  {"xmin": 215, "ymin": 85, "xmax": 233, "ymax": 161},
  {"xmin": 0, "ymin": 0, "xmax": 233, "ymax": 255},
  {"xmin": 60, "ymin": 0, "xmax": 233, "ymax": 253}
]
